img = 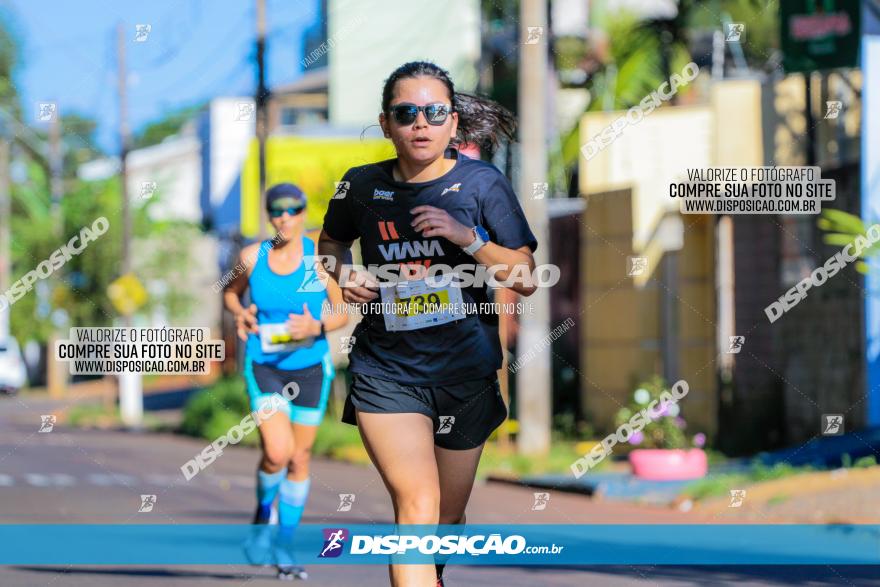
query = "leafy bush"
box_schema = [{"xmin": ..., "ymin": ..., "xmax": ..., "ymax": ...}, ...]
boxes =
[
  {"xmin": 181, "ymin": 374, "xmax": 366, "ymax": 456},
  {"xmin": 312, "ymin": 420, "xmax": 366, "ymax": 460},
  {"xmin": 180, "ymin": 376, "xmax": 258, "ymax": 446}
]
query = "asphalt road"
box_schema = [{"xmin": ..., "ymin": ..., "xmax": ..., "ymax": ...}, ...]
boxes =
[{"xmin": 1, "ymin": 393, "xmax": 877, "ymax": 586}]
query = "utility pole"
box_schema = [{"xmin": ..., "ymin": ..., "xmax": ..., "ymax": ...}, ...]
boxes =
[
  {"xmin": 0, "ymin": 139, "xmax": 9, "ymax": 341},
  {"xmin": 117, "ymin": 21, "xmax": 142, "ymax": 428},
  {"xmin": 49, "ymin": 109, "xmax": 62, "ymax": 226},
  {"xmin": 46, "ymin": 106, "xmax": 68, "ymax": 398},
  {"xmin": 118, "ymin": 23, "xmax": 131, "ymax": 278},
  {"xmin": 255, "ymin": 0, "xmax": 269, "ymax": 239},
  {"xmin": 517, "ymin": 0, "xmax": 551, "ymax": 455}
]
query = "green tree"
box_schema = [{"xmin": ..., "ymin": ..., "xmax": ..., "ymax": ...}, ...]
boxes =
[{"xmin": 132, "ymin": 103, "xmax": 205, "ymax": 149}]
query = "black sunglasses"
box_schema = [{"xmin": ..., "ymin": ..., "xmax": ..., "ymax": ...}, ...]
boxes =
[
  {"xmin": 269, "ymin": 206, "xmax": 305, "ymax": 218},
  {"xmin": 389, "ymin": 102, "xmax": 451, "ymax": 126}
]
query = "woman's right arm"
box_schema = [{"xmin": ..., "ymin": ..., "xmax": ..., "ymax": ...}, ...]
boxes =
[
  {"xmin": 318, "ymin": 230, "xmax": 378, "ymax": 303},
  {"xmin": 223, "ymin": 243, "xmax": 261, "ymax": 341}
]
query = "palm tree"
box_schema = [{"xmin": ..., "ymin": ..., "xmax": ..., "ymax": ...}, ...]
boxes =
[{"xmin": 818, "ymin": 210, "xmax": 880, "ymax": 274}]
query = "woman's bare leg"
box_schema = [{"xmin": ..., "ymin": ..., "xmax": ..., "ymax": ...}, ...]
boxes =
[
  {"xmin": 287, "ymin": 422, "xmax": 319, "ymax": 480},
  {"xmin": 433, "ymin": 443, "xmax": 483, "ymax": 580},
  {"xmin": 435, "ymin": 443, "xmax": 483, "ymax": 523},
  {"xmin": 357, "ymin": 411, "xmax": 440, "ymax": 587},
  {"xmin": 251, "ymin": 411, "xmax": 292, "ymax": 525},
  {"xmin": 258, "ymin": 411, "xmax": 293, "ymax": 473}
]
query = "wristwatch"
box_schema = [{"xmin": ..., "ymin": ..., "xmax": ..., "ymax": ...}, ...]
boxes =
[{"xmin": 462, "ymin": 225, "xmax": 490, "ymax": 256}]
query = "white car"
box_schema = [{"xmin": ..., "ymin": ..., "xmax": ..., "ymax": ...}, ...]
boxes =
[{"xmin": 0, "ymin": 338, "xmax": 27, "ymax": 394}]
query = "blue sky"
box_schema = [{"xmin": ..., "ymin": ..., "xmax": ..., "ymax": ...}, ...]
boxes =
[{"xmin": 7, "ymin": 0, "xmax": 320, "ymax": 154}]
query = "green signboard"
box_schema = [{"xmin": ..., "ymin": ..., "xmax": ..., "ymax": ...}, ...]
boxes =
[{"xmin": 781, "ymin": 0, "xmax": 861, "ymax": 72}]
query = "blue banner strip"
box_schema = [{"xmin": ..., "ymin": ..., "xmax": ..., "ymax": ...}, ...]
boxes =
[{"xmin": 0, "ymin": 524, "xmax": 877, "ymax": 565}]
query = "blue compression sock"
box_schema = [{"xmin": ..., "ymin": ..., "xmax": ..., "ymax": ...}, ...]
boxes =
[
  {"xmin": 278, "ymin": 478, "xmax": 311, "ymax": 540},
  {"xmin": 256, "ymin": 468, "xmax": 287, "ymax": 521}
]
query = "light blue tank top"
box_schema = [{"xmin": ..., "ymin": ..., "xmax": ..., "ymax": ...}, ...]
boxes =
[{"xmin": 245, "ymin": 237, "xmax": 329, "ymax": 369}]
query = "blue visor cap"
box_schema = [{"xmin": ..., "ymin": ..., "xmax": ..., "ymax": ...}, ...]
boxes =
[{"xmin": 265, "ymin": 183, "xmax": 307, "ymax": 212}]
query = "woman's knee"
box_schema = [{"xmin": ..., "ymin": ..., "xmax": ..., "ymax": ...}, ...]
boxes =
[
  {"xmin": 396, "ymin": 490, "xmax": 441, "ymax": 524},
  {"xmin": 439, "ymin": 509, "xmax": 466, "ymax": 525},
  {"xmin": 288, "ymin": 449, "xmax": 312, "ymax": 474},
  {"xmin": 261, "ymin": 443, "xmax": 291, "ymax": 471}
]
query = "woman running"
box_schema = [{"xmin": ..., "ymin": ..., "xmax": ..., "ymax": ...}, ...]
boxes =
[
  {"xmin": 319, "ymin": 61, "xmax": 537, "ymax": 587},
  {"xmin": 224, "ymin": 182, "xmax": 348, "ymax": 580}
]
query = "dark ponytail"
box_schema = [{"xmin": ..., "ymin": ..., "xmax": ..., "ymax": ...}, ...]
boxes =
[{"xmin": 381, "ymin": 61, "xmax": 516, "ymax": 152}]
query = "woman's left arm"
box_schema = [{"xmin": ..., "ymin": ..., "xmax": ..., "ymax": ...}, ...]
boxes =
[
  {"xmin": 410, "ymin": 205, "xmax": 537, "ymax": 297},
  {"xmin": 471, "ymin": 242, "xmax": 536, "ymax": 296}
]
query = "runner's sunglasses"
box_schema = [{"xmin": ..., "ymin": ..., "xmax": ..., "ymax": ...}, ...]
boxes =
[
  {"xmin": 389, "ymin": 102, "xmax": 451, "ymax": 126},
  {"xmin": 269, "ymin": 206, "xmax": 305, "ymax": 218}
]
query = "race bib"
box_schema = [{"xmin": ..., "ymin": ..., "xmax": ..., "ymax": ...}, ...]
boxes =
[
  {"xmin": 259, "ymin": 322, "xmax": 315, "ymax": 354},
  {"xmin": 380, "ymin": 277, "xmax": 466, "ymax": 332}
]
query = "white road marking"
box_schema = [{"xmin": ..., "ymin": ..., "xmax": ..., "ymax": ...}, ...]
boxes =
[{"xmin": 0, "ymin": 473, "xmax": 248, "ymax": 488}]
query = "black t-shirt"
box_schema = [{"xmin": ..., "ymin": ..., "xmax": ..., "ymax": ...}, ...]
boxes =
[{"xmin": 322, "ymin": 148, "xmax": 537, "ymax": 385}]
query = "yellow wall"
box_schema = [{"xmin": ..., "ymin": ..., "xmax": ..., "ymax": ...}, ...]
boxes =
[
  {"xmin": 241, "ymin": 136, "xmax": 395, "ymax": 237},
  {"xmin": 577, "ymin": 79, "xmax": 765, "ymax": 439}
]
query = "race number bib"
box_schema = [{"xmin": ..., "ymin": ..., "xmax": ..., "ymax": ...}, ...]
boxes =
[
  {"xmin": 380, "ymin": 278, "xmax": 466, "ymax": 332},
  {"xmin": 259, "ymin": 322, "xmax": 314, "ymax": 354}
]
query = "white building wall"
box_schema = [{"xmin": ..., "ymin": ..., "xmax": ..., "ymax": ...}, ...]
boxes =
[{"xmin": 328, "ymin": 0, "xmax": 481, "ymax": 126}]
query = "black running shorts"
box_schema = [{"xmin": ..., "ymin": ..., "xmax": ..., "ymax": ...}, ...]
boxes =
[{"xmin": 341, "ymin": 373, "xmax": 508, "ymax": 450}]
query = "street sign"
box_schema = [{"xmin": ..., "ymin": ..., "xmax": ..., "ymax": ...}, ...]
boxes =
[{"xmin": 781, "ymin": 0, "xmax": 861, "ymax": 72}]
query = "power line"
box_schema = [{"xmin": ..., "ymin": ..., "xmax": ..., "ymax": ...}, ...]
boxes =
[{"xmin": 132, "ymin": 4, "xmax": 253, "ymax": 99}]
